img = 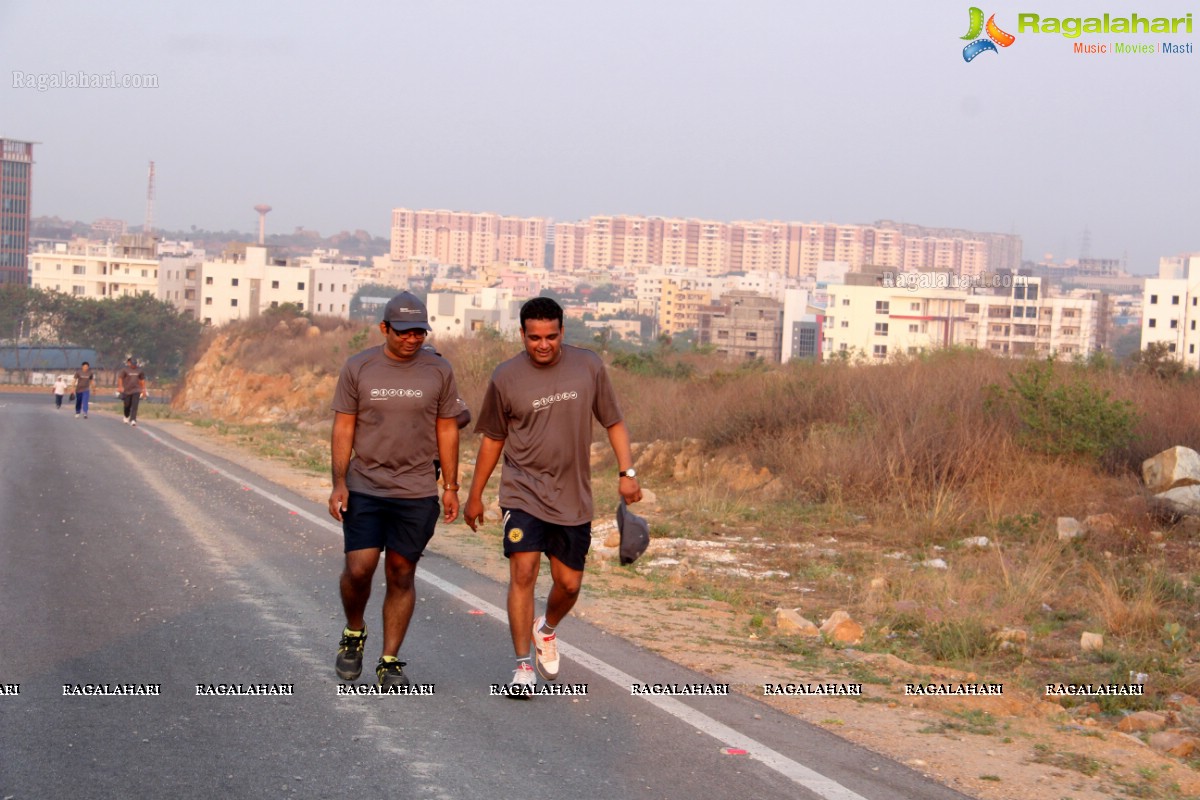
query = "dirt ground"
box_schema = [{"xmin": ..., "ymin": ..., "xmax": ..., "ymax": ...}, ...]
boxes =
[{"xmin": 149, "ymin": 415, "xmax": 1200, "ymax": 800}]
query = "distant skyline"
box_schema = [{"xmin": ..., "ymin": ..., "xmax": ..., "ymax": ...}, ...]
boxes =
[{"xmin": 3, "ymin": 0, "xmax": 1197, "ymax": 274}]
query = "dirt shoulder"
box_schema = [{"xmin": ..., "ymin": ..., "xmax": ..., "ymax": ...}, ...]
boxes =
[{"xmin": 150, "ymin": 416, "xmax": 1200, "ymax": 800}]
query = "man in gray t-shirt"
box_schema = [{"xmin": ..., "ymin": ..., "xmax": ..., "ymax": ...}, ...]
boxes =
[
  {"xmin": 328, "ymin": 291, "xmax": 465, "ymax": 689},
  {"xmin": 116, "ymin": 357, "xmax": 148, "ymax": 426},
  {"xmin": 466, "ymin": 297, "xmax": 642, "ymax": 692}
]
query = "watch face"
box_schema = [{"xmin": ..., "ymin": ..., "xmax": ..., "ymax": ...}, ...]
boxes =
[{"xmin": 622, "ymin": 469, "xmax": 637, "ymax": 478}]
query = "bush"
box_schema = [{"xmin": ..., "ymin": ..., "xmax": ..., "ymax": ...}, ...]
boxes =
[
  {"xmin": 989, "ymin": 359, "xmax": 1138, "ymax": 462},
  {"xmin": 611, "ymin": 351, "xmax": 694, "ymax": 379}
]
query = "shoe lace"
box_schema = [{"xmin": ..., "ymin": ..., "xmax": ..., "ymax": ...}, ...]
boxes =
[
  {"xmin": 339, "ymin": 632, "xmax": 366, "ymax": 652},
  {"xmin": 378, "ymin": 660, "xmax": 407, "ymax": 677},
  {"xmin": 538, "ymin": 631, "xmax": 558, "ymax": 660}
]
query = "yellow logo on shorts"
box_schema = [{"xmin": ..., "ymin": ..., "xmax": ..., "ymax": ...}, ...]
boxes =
[{"xmin": 507, "ymin": 528, "xmax": 524, "ymax": 543}]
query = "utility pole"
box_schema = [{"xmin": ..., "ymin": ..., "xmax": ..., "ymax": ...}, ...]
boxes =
[{"xmin": 145, "ymin": 161, "xmax": 156, "ymax": 235}]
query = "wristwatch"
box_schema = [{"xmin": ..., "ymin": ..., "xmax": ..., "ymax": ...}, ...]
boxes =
[
  {"xmin": 442, "ymin": 482, "xmax": 460, "ymax": 491},
  {"xmin": 619, "ymin": 469, "xmax": 637, "ymax": 479}
]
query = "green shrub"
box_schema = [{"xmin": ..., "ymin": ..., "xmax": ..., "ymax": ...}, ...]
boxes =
[
  {"xmin": 610, "ymin": 351, "xmax": 694, "ymax": 379},
  {"xmin": 989, "ymin": 359, "xmax": 1138, "ymax": 461}
]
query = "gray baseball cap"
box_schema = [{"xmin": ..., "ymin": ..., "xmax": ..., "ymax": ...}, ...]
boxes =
[
  {"xmin": 616, "ymin": 499, "xmax": 650, "ymax": 565},
  {"xmin": 383, "ymin": 291, "xmax": 432, "ymax": 331}
]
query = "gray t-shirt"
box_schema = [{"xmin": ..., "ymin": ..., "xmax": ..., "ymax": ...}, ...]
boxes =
[
  {"xmin": 475, "ymin": 345, "xmax": 623, "ymax": 526},
  {"xmin": 117, "ymin": 366, "xmax": 145, "ymax": 394},
  {"xmin": 73, "ymin": 370, "xmax": 94, "ymax": 392},
  {"xmin": 332, "ymin": 345, "xmax": 465, "ymax": 499}
]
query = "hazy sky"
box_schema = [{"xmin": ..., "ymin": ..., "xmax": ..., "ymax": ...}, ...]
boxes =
[{"xmin": 2, "ymin": 0, "xmax": 1197, "ymax": 273}]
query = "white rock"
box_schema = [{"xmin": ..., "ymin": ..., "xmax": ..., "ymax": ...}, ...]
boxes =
[
  {"xmin": 1142, "ymin": 446, "xmax": 1200, "ymax": 494},
  {"xmin": 1154, "ymin": 485, "xmax": 1200, "ymax": 516},
  {"xmin": 1057, "ymin": 517, "xmax": 1082, "ymax": 540}
]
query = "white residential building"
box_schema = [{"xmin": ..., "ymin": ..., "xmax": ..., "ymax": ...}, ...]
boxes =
[
  {"xmin": 197, "ymin": 246, "xmax": 355, "ymax": 326},
  {"xmin": 30, "ymin": 236, "xmax": 159, "ymax": 299},
  {"xmin": 1141, "ymin": 254, "xmax": 1200, "ymax": 366},
  {"xmin": 823, "ymin": 274, "xmax": 1104, "ymax": 361},
  {"xmin": 156, "ymin": 240, "xmax": 206, "ymax": 318},
  {"xmin": 426, "ymin": 287, "xmax": 523, "ymax": 339}
]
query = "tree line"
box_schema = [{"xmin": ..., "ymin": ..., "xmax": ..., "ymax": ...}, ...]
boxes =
[{"xmin": 0, "ymin": 286, "xmax": 201, "ymax": 377}]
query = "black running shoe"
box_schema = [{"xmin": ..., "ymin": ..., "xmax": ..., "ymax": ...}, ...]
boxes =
[
  {"xmin": 376, "ymin": 657, "xmax": 410, "ymax": 689},
  {"xmin": 335, "ymin": 627, "xmax": 367, "ymax": 681}
]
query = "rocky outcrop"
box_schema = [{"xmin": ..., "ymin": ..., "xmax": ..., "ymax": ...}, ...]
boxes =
[
  {"xmin": 172, "ymin": 329, "xmax": 337, "ymax": 426},
  {"xmin": 632, "ymin": 438, "xmax": 786, "ymax": 498}
]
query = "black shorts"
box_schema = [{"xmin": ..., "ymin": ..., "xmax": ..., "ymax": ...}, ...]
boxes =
[
  {"xmin": 501, "ymin": 507, "xmax": 591, "ymax": 572},
  {"xmin": 342, "ymin": 492, "xmax": 440, "ymax": 562}
]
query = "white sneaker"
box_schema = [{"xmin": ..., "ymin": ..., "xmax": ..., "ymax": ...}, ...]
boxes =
[
  {"xmin": 532, "ymin": 616, "xmax": 559, "ymax": 681},
  {"xmin": 123, "ymin": 417, "xmax": 130, "ymax": 424},
  {"xmin": 74, "ymin": 413, "xmax": 80, "ymax": 418},
  {"xmin": 510, "ymin": 663, "xmax": 536, "ymax": 697},
  {"xmin": 130, "ymin": 420, "xmax": 137, "ymax": 427}
]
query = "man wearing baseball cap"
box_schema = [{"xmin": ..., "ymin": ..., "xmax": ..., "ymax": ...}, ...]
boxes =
[{"xmin": 329, "ymin": 291, "xmax": 467, "ymax": 689}]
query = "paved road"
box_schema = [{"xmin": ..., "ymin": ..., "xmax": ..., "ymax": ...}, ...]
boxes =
[{"xmin": 0, "ymin": 393, "xmax": 975, "ymax": 800}]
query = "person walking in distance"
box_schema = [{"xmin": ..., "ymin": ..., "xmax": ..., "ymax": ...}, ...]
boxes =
[
  {"xmin": 464, "ymin": 297, "xmax": 642, "ymax": 692},
  {"xmin": 72, "ymin": 361, "xmax": 95, "ymax": 418},
  {"xmin": 116, "ymin": 357, "xmax": 148, "ymax": 426},
  {"xmin": 328, "ymin": 291, "xmax": 466, "ymax": 689},
  {"xmin": 53, "ymin": 374, "xmax": 68, "ymax": 409}
]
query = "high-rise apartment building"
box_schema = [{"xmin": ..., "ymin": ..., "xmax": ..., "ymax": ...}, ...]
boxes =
[
  {"xmin": 1, "ymin": 138, "xmax": 35, "ymax": 284},
  {"xmin": 390, "ymin": 208, "xmax": 547, "ymax": 270},
  {"xmin": 552, "ymin": 215, "xmax": 1012, "ymax": 278}
]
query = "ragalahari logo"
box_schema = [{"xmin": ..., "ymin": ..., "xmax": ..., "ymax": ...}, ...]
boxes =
[{"xmin": 962, "ymin": 7, "xmax": 1016, "ymax": 61}]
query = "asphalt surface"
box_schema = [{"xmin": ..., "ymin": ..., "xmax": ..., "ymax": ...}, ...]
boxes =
[{"xmin": 0, "ymin": 392, "xmax": 976, "ymax": 800}]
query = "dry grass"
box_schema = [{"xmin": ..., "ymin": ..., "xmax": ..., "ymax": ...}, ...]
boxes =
[{"xmin": 1081, "ymin": 562, "xmax": 1165, "ymax": 638}]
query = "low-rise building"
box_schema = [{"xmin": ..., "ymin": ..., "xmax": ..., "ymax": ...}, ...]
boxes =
[
  {"xmin": 159, "ymin": 246, "xmax": 204, "ymax": 318},
  {"xmin": 426, "ymin": 287, "xmax": 524, "ymax": 339},
  {"xmin": 1142, "ymin": 254, "xmax": 1200, "ymax": 366},
  {"xmin": 197, "ymin": 245, "xmax": 355, "ymax": 325},
  {"xmin": 30, "ymin": 235, "xmax": 159, "ymax": 299},
  {"xmin": 697, "ymin": 291, "xmax": 784, "ymax": 362},
  {"xmin": 781, "ymin": 288, "xmax": 822, "ymax": 362},
  {"xmin": 824, "ymin": 273, "xmax": 1104, "ymax": 361}
]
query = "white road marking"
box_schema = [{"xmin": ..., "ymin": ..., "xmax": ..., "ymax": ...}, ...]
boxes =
[{"xmin": 142, "ymin": 427, "xmax": 871, "ymax": 800}]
